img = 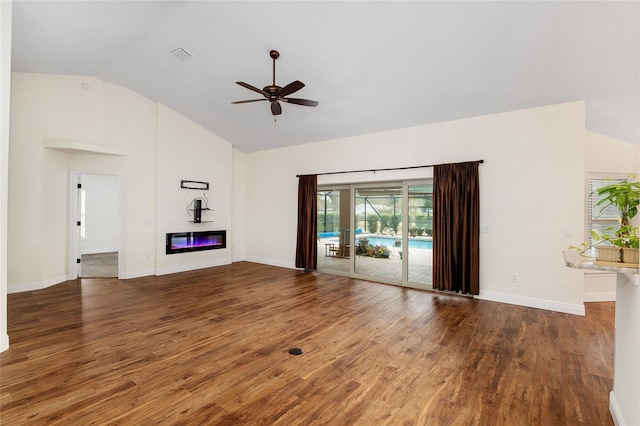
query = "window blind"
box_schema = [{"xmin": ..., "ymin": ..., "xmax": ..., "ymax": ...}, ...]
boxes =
[{"xmin": 586, "ymin": 175, "xmax": 625, "ymax": 252}]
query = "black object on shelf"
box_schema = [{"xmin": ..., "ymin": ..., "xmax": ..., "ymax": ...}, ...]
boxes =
[
  {"xmin": 193, "ymin": 199, "xmax": 202, "ymax": 223},
  {"xmin": 187, "ymin": 195, "xmax": 212, "ymax": 223}
]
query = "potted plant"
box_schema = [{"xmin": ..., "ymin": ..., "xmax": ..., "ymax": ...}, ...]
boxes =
[
  {"xmin": 621, "ymin": 237, "xmax": 639, "ymax": 265},
  {"xmin": 617, "ymin": 224, "xmax": 639, "ymax": 265},
  {"xmin": 370, "ymin": 244, "xmax": 384, "ymax": 258},
  {"xmin": 571, "ymin": 228, "xmax": 620, "ymax": 262},
  {"xmin": 573, "ymin": 175, "xmax": 640, "ymax": 263},
  {"xmin": 596, "ymin": 176, "xmax": 640, "ymax": 264},
  {"xmin": 595, "ymin": 176, "xmax": 640, "ymax": 228},
  {"xmin": 358, "ymin": 237, "xmax": 369, "ymax": 251}
]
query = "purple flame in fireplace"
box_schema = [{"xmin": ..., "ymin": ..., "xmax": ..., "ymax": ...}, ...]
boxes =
[{"xmin": 166, "ymin": 230, "xmax": 226, "ymax": 254}]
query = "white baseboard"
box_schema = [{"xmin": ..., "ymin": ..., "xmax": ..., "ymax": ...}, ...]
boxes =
[
  {"xmin": 610, "ymin": 391, "xmax": 624, "ymax": 426},
  {"xmin": 584, "ymin": 291, "xmax": 616, "ymax": 302},
  {"xmin": 0, "ymin": 333, "xmax": 8, "ymax": 353},
  {"xmin": 8, "ymin": 274, "xmax": 70, "ymax": 294},
  {"xmin": 476, "ymin": 290, "xmax": 585, "ymax": 316},
  {"xmin": 155, "ymin": 259, "xmax": 232, "ymax": 276},
  {"xmin": 243, "ymin": 256, "xmax": 296, "ymax": 270}
]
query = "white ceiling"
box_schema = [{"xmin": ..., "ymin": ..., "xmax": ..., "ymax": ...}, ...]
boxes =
[{"xmin": 10, "ymin": 1, "xmax": 640, "ymax": 153}]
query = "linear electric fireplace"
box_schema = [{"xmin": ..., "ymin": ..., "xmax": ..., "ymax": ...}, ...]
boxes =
[{"xmin": 166, "ymin": 230, "xmax": 226, "ymax": 254}]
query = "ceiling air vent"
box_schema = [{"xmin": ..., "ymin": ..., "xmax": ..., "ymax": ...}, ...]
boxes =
[{"xmin": 170, "ymin": 46, "xmax": 192, "ymax": 62}]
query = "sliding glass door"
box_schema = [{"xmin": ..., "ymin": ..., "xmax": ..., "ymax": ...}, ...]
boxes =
[
  {"xmin": 406, "ymin": 181, "xmax": 433, "ymax": 287},
  {"xmin": 317, "ymin": 180, "xmax": 433, "ymax": 290},
  {"xmin": 316, "ymin": 187, "xmax": 350, "ymax": 275},
  {"xmin": 353, "ymin": 184, "xmax": 402, "ymax": 282}
]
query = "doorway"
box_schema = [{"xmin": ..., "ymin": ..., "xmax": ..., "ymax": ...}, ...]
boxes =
[
  {"xmin": 71, "ymin": 173, "xmax": 120, "ymax": 278},
  {"xmin": 317, "ymin": 188, "xmax": 350, "ymax": 275},
  {"xmin": 354, "ymin": 184, "xmax": 403, "ymax": 282},
  {"xmin": 317, "ymin": 179, "xmax": 433, "ymax": 289}
]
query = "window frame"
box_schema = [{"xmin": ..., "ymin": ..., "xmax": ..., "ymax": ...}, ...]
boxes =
[{"xmin": 586, "ymin": 173, "xmax": 632, "ymax": 253}]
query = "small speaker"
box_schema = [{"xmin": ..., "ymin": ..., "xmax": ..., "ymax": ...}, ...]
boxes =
[{"xmin": 194, "ymin": 199, "xmax": 202, "ymax": 223}]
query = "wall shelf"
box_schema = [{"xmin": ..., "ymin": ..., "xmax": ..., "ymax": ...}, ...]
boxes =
[{"xmin": 43, "ymin": 140, "xmax": 126, "ymax": 156}]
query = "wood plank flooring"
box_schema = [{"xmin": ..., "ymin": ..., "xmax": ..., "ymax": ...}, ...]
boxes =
[{"xmin": 1, "ymin": 262, "xmax": 614, "ymax": 425}]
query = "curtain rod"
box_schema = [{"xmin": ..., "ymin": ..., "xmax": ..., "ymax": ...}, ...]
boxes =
[{"xmin": 296, "ymin": 159, "xmax": 484, "ymax": 177}]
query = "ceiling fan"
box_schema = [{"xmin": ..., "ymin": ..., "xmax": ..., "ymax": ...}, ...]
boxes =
[{"xmin": 232, "ymin": 50, "xmax": 319, "ymax": 116}]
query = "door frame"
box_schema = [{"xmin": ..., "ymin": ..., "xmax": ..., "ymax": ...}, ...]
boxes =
[
  {"xmin": 318, "ymin": 178, "xmax": 433, "ymax": 290},
  {"xmin": 351, "ymin": 181, "xmax": 404, "ymax": 285},
  {"xmin": 316, "ymin": 185, "xmax": 351, "ymax": 277},
  {"xmin": 69, "ymin": 171, "xmax": 122, "ymax": 279}
]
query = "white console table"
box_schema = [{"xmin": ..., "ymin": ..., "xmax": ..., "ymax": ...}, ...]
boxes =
[{"xmin": 564, "ymin": 251, "xmax": 639, "ymax": 425}]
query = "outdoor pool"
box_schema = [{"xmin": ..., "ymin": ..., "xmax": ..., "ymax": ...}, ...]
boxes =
[{"xmin": 359, "ymin": 236, "xmax": 433, "ymax": 250}]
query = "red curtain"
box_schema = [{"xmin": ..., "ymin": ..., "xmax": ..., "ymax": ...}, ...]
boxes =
[
  {"xmin": 433, "ymin": 162, "xmax": 480, "ymax": 295},
  {"xmin": 295, "ymin": 175, "xmax": 318, "ymax": 270}
]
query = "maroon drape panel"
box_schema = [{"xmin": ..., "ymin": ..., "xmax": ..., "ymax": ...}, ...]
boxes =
[
  {"xmin": 433, "ymin": 162, "xmax": 480, "ymax": 295},
  {"xmin": 295, "ymin": 175, "xmax": 318, "ymax": 270}
]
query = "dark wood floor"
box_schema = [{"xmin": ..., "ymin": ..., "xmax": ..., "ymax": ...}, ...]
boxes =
[{"xmin": 1, "ymin": 262, "xmax": 614, "ymax": 425}]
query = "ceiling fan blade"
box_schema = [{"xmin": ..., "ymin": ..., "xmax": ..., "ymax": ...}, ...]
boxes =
[
  {"xmin": 236, "ymin": 81, "xmax": 269, "ymax": 98},
  {"xmin": 278, "ymin": 80, "xmax": 305, "ymax": 98},
  {"xmin": 271, "ymin": 101, "xmax": 282, "ymax": 115},
  {"xmin": 231, "ymin": 99, "xmax": 267, "ymax": 104},
  {"xmin": 281, "ymin": 98, "xmax": 319, "ymax": 107}
]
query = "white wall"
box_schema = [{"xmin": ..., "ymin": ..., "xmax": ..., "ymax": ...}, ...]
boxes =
[
  {"xmin": 7, "ymin": 73, "xmax": 234, "ymax": 291},
  {"xmin": 100, "ymin": 82, "xmax": 157, "ymax": 279},
  {"xmin": 244, "ymin": 102, "xmax": 587, "ymax": 314},
  {"xmin": 232, "ymin": 148, "xmax": 246, "ymax": 262},
  {"xmin": 611, "ymin": 130, "xmax": 640, "ymax": 426},
  {"xmin": 611, "ymin": 273, "xmax": 640, "ymax": 426},
  {"xmin": 586, "ymin": 131, "xmax": 639, "ymax": 174},
  {"xmin": 0, "ymin": 0, "xmax": 12, "ymax": 352},
  {"xmin": 584, "ymin": 131, "xmax": 640, "ymax": 302},
  {"xmin": 155, "ymin": 104, "xmax": 233, "ymax": 275},
  {"xmin": 9, "ymin": 74, "xmax": 92, "ymax": 290},
  {"xmin": 64, "ymin": 81, "xmax": 157, "ymax": 279},
  {"xmin": 80, "ymin": 174, "xmax": 119, "ymax": 254}
]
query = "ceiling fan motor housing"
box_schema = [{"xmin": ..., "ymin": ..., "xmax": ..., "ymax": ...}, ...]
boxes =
[{"xmin": 264, "ymin": 85, "xmax": 282, "ymax": 101}]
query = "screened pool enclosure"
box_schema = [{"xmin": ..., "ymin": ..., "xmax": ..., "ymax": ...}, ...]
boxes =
[{"xmin": 316, "ymin": 181, "xmax": 434, "ymax": 288}]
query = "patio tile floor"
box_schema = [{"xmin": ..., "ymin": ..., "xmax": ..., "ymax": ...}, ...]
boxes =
[{"xmin": 317, "ymin": 241, "xmax": 432, "ymax": 286}]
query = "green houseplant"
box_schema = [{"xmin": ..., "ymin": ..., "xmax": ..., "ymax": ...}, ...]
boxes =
[
  {"xmin": 596, "ymin": 176, "xmax": 640, "ymax": 264},
  {"xmin": 571, "ymin": 228, "xmax": 619, "ymax": 261},
  {"xmin": 616, "ymin": 224, "xmax": 640, "ymax": 264},
  {"xmin": 573, "ymin": 175, "xmax": 640, "ymax": 264},
  {"xmin": 595, "ymin": 176, "xmax": 640, "ymax": 228}
]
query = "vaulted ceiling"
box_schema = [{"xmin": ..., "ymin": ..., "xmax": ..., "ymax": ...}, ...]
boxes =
[{"xmin": 10, "ymin": 1, "xmax": 640, "ymax": 153}]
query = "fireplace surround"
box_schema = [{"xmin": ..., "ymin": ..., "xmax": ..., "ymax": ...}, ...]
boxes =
[{"xmin": 166, "ymin": 230, "xmax": 226, "ymax": 254}]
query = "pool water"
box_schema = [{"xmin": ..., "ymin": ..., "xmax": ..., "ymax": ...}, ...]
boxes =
[{"xmin": 359, "ymin": 236, "xmax": 433, "ymax": 250}]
